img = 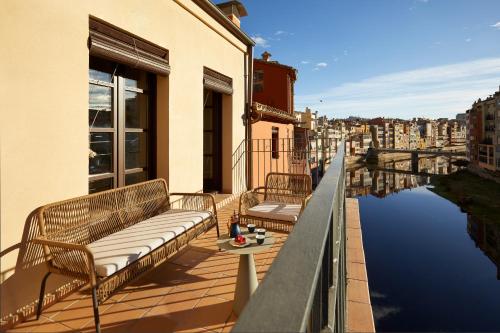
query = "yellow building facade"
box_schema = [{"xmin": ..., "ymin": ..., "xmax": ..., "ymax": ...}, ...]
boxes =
[{"xmin": 0, "ymin": 0, "xmax": 253, "ymax": 325}]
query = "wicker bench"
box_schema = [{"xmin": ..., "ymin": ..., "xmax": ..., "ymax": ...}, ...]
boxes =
[
  {"xmin": 239, "ymin": 173, "xmax": 312, "ymax": 233},
  {"xmin": 32, "ymin": 179, "xmax": 218, "ymax": 333}
]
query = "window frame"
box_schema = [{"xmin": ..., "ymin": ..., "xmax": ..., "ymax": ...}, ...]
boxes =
[
  {"xmin": 271, "ymin": 126, "xmax": 279, "ymax": 159},
  {"xmin": 88, "ymin": 57, "xmax": 156, "ymax": 193},
  {"xmin": 253, "ymin": 69, "xmax": 264, "ymax": 93}
]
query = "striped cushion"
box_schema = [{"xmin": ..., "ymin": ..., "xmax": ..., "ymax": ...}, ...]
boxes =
[
  {"xmin": 246, "ymin": 201, "xmax": 302, "ymax": 222},
  {"xmin": 88, "ymin": 209, "xmax": 211, "ymax": 277}
]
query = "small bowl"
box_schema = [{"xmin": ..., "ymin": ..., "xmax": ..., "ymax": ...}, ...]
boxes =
[
  {"xmin": 256, "ymin": 234, "xmax": 265, "ymax": 245},
  {"xmin": 256, "ymin": 228, "xmax": 266, "ymax": 236},
  {"xmin": 247, "ymin": 224, "xmax": 256, "ymax": 233}
]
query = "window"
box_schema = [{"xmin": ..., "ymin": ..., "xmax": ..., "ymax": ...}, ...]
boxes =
[
  {"xmin": 254, "ymin": 69, "xmax": 264, "ymax": 93},
  {"xmin": 271, "ymin": 127, "xmax": 279, "ymax": 159},
  {"xmin": 88, "ymin": 57, "xmax": 155, "ymax": 193}
]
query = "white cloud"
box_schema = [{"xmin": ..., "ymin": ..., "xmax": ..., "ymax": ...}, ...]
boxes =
[
  {"xmin": 274, "ymin": 30, "xmax": 294, "ymax": 37},
  {"xmin": 465, "ymin": 38, "xmax": 472, "ymax": 42},
  {"xmin": 491, "ymin": 22, "xmax": 500, "ymax": 29},
  {"xmin": 313, "ymin": 62, "xmax": 328, "ymax": 71},
  {"xmin": 301, "ymin": 60, "xmax": 310, "ymax": 65},
  {"xmin": 296, "ymin": 57, "xmax": 500, "ymax": 119},
  {"xmin": 251, "ymin": 36, "xmax": 269, "ymax": 48},
  {"xmin": 343, "ymin": 50, "xmax": 348, "ymax": 56},
  {"xmin": 373, "ymin": 306, "xmax": 401, "ymax": 322}
]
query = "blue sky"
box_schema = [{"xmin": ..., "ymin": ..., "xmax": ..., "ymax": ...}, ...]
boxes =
[{"xmin": 224, "ymin": 0, "xmax": 500, "ymax": 119}]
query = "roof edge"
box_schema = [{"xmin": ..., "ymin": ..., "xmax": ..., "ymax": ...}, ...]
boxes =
[
  {"xmin": 254, "ymin": 58, "xmax": 298, "ymax": 73},
  {"xmin": 192, "ymin": 0, "xmax": 255, "ymax": 46}
]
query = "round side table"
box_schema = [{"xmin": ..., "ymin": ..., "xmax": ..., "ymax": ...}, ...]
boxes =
[{"xmin": 216, "ymin": 231, "xmax": 275, "ymax": 316}]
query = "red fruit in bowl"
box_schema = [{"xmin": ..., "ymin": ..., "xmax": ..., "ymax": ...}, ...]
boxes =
[{"xmin": 235, "ymin": 235, "xmax": 245, "ymax": 244}]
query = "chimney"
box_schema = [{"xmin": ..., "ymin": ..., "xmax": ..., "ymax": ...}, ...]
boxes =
[
  {"xmin": 216, "ymin": 1, "xmax": 248, "ymax": 28},
  {"xmin": 261, "ymin": 51, "xmax": 272, "ymax": 62}
]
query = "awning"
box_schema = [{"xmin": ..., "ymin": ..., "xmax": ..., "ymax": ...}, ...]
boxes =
[
  {"xmin": 203, "ymin": 67, "xmax": 233, "ymax": 95},
  {"xmin": 89, "ymin": 18, "xmax": 170, "ymax": 76}
]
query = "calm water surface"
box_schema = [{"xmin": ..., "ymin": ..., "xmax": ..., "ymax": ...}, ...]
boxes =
[{"xmin": 348, "ymin": 160, "xmax": 500, "ymax": 332}]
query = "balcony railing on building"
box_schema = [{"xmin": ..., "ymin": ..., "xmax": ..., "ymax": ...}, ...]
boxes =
[
  {"xmin": 249, "ymin": 136, "xmax": 338, "ymax": 189},
  {"xmin": 234, "ymin": 142, "xmax": 347, "ymax": 333}
]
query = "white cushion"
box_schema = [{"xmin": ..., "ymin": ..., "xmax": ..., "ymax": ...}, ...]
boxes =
[
  {"xmin": 88, "ymin": 209, "xmax": 211, "ymax": 277},
  {"xmin": 246, "ymin": 201, "xmax": 302, "ymax": 222}
]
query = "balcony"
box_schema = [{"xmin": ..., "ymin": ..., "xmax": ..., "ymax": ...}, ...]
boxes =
[
  {"xmin": 8, "ymin": 199, "xmax": 289, "ymax": 333},
  {"xmin": 5, "ymin": 143, "xmax": 361, "ymax": 333}
]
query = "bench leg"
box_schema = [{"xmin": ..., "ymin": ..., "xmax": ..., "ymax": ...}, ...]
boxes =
[
  {"xmin": 36, "ymin": 272, "xmax": 51, "ymax": 320},
  {"xmin": 91, "ymin": 286, "xmax": 101, "ymax": 333}
]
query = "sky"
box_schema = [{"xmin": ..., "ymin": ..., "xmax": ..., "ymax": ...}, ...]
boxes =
[{"xmin": 220, "ymin": 0, "xmax": 500, "ymax": 120}]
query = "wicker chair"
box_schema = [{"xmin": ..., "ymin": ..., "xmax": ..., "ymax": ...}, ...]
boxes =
[
  {"xmin": 239, "ymin": 173, "xmax": 312, "ymax": 233},
  {"xmin": 32, "ymin": 179, "xmax": 218, "ymax": 333}
]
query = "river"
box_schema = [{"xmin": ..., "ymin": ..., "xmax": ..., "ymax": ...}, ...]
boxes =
[{"xmin": 347, "ymin": 156, "xmax": 500, "ymax": 332}]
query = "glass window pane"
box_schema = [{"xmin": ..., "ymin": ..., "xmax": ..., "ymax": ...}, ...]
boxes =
[
  {"xmin": 89, "ymin": 177, "xmax": 113, "ymax": 194},
  {"xmin": 125, "ymin": 91, "xmax": 148, "ymax": 129},
  {"xmin": 89, "ymin": 68, "xmax": 112, "ymax": 82},
  {"xmin": 124, "ymin": 71, "xmax": 148, "ymax": 90},
  {"xmin": 89, "ymin": 84, "xmax": 113, "ymax": 128},
  {"xmin": 125, "ymin": 171, "xmax": 148, "ymax": 186},
  {"xmin": 89, "ymin": 133, "xmax": 113, "ymax": 174},
  {"xmin": 125, "ymin": 132, "xmax": 148, "ymax": 169}
]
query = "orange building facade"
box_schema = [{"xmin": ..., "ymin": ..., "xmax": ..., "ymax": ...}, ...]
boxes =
[{"xmin": 250, "ymin": 52, "xmax": 300, "ymax": 188}]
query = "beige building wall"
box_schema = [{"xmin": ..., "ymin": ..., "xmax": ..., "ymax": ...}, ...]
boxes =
[{"xmin": 0, "ymin": 0, "xmax": 249, "ymax": 324}]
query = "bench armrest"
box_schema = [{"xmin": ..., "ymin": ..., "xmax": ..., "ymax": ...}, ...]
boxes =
[
  {"xmin": 170, "ymin": 192, "xmax": 217, "ymax": 216},
  {"xmin": 32, "ymin": 237, "xmax": 98, "ymax": 285},
  {"xmin": 170, "ymin": 192, "xmax": 219, "ymax": 236},
  {"xmin": 239, "ymin": 190, "xmax": 264, "ymax": 215}
]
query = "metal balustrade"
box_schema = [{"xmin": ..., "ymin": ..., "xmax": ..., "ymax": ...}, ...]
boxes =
[
  {"xmin": 232, "ymin": 142, "xmax": 347, "ymax": 333},
  {"xmin": 249, "ymin": 137, "xmax": 338, "ymax": 189}
]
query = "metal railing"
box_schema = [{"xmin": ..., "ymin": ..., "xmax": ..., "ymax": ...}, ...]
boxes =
[
  {"xmin": 233, "ymin": 142, "xmax": 347, "ymax": 333},
  {"xmin": 249, "ymin": 137, "xmax": 338, "ymax": 189}
]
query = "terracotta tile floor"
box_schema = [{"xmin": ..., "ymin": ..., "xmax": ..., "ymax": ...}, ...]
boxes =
[{"xmin": 8, "ymin": 198, "xmax": 288, "ymax": 333}]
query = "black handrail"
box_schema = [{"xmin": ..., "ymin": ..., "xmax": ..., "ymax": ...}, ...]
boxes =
[{"xmin": 232, "ymin": 141, "xmax": 346, "ymax": 333}]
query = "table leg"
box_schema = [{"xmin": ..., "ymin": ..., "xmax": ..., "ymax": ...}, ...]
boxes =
[{"xmin": 233, "ymin": 253, "xmax": 258, "ymax": 316}]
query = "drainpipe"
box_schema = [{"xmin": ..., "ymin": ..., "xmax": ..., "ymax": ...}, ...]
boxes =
[{"xmin": 245, "ymin": 45, "xmax": 254, "ymax": 190}]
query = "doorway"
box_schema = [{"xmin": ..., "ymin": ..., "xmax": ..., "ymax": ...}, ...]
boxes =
[{"xmin": 203, "ymin": 89, "xmax": 223, "ymax": 192}]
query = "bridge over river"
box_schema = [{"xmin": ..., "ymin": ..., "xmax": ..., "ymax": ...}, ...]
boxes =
[{"xmin": 366, "ymin": 146, "xmax": 466, "ymax": 173}]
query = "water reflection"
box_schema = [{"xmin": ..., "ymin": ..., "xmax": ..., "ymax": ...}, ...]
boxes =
[
  {"xmin": 347, "ymin": 156, "xmax": 460, "ymax": 198},
  {"xmin": 467, "ymin": 215, "xmax": 500, "ymax": 280},
  {"xmin": 347, "ymin": 156, "xmax": 500, "ymax": 331}
]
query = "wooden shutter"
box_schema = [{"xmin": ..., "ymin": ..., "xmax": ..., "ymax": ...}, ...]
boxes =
[
  {"xmin": 203, "ymin": 67, "xmax": 233, "ymax": 95},
  {"xmin": 89, "ymin": 18, "xmax": 170, "ymax": 76}
]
